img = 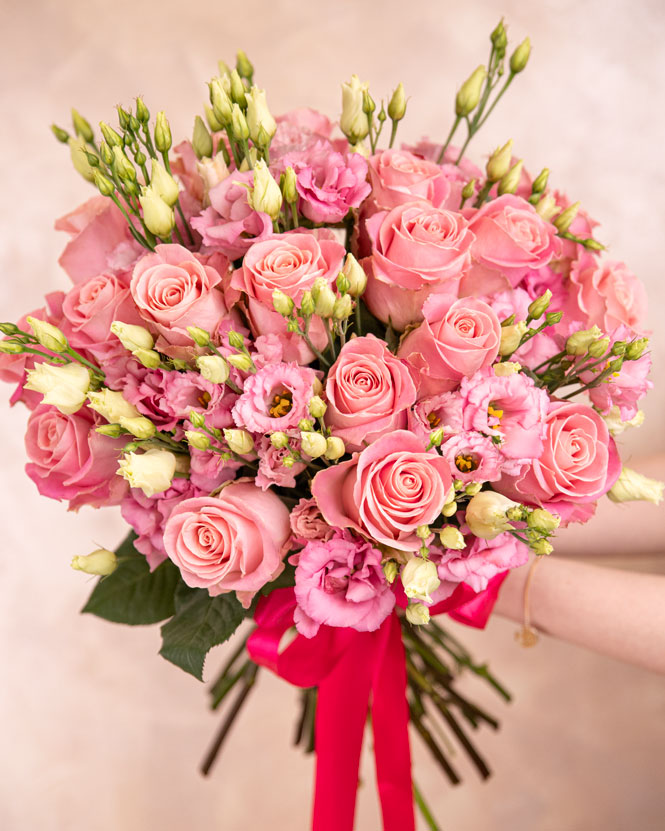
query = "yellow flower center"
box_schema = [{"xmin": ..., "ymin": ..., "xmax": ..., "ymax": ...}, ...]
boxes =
[
  {"xmin": 455, "ymin": 453, "xmax": 480, "ymax": 473},
  {"xmin": 427, "ymin": 411, "xmax": 441, "ymax": 428},
  {"xmin": 197, "ymin": 391, "xmax": 211, "ymax": 407},
  {"xmin": 269, "ymin": 389, "xmax": 293, "ymax": 418},
  {"xmin": 487, "ymin": 403, "xmax": 503, "ymax": 427}
]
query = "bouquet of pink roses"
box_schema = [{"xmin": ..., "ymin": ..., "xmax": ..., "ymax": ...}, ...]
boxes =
[{"xmin": 2, "ymin": 20, "xmax": 659, "ymax": 831}]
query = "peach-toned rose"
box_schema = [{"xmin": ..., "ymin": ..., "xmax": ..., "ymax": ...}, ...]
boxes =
[{"xmin": 367, "ymin": 149, "xmax": 459, "ymax": 211}]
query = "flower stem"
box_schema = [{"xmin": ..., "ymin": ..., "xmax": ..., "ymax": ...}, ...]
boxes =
[{"xmin": 414, "ymin": 782, "xmax": 442, "ymax": 831}]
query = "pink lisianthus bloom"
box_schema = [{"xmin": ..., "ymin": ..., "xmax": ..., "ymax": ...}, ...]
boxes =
[
  {"xmin": 270, "ymin": 108, "xmax": 337, "ymax": 163},
  {"xmin": 130, "ymin": 244, "xmax": 233, "ymax": 346},
  {"xmin": 367, "ymin": 148, "xmax": 464, "ymax": 212},
  {"xmin": 432, "ymin": 533, "xmax": 529, "ymax": 594},
  {"xmin": 163, "ymin": 483, "xmax": 291, "ymax": 608},
  {"xmin": 122, "ymin": 367, "xmax": 181, "ymax": 431},
  {"xmin": 162, "ymin": 370, "xmax": 237, "ymax": 431},
  {"xmin": 587, "ymin": 352, "xmax": 652, "ymax": 420},
  {"xmin": 283, "ymin": 141, "xmax": 370, "ymax": 223},
  {"xmin": 324, "ymin": 334, "xmax": 417, "ymax": 451},
  {"xmin": 232, "ymin": 362, "xmax": 318, "ymax": 436},
  {"xmin": 364, "ymin": 201, "xmax": 474, "ymax": 330},
  {"xmin": 188, "ymin": 446, "xmax": 241, "ymax": 493},
  {"xmin": 55, "ymin": 196, "xmax": 143, "ymax": 285},
  {"xmin": 289, "ymin": 497, "xmax": 335, "ymax": 548},
  {"xmin": 293, "ymin": 531, "xmax": 396, "ymax": 638},
  {"xmin": 407, "ymin": 391, "xmax": 464, "ymax": 443},
  {"xmin": 496, "ymin": 400, "xmax": 621, "ymax": 524},
  {"xmin": 121, "ymin": 478, "xmax": 205, "ymax": 570},
  {"xmin": 403, "ymin": 140, "xmax": 483, "ymax": 186},
  {"xmin": 440, "ymin": 431, "xmax": 502, "ymax": 484},
  {"xmin": 24, "ymin": 403, "xmax": 128, "ymax": 510},
  {"xmin": 311, "ymin": 430, "xmax": 453, "ymax": 552},
  {"xmin": 255, "ymin": 436, "xmax": 306, "ymax": 491},
  {"xmin": 191, "ymin": 171, "xmax": 273, "ymax": 260},
  {"xmin": 398, "ymin": 295, "xmax": 501, "ymax": 396},
  {"xmin": 459, "ymin": 368, "xmax": 549, "ymax": 464}
]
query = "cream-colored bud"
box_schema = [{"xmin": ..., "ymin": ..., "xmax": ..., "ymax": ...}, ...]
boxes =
[
  {"xmin": 270, "ymin": 432, "xmax": 289, "ymax": 449},
  {"xmin": 486, "ymin": 139, "xmax": 513, "ymax": 182},
  {"xmin": 133, "ymin": 348, "xmax": 161, "ymax": 369},
  {"xmin": 185, "ymin": 430, "xmax": 211, "ymax": 451},
  {"xmin": 250, "ymin": 159, "xmax": 282, "ymax": 220},
  {"xmin": 299, "ymin": 418, "xmax": 314, "ymax": 432},
  {"xmin": 196, "ymin": 355, "xmax": 230, "ymax": 385},
  {"xmin": 227, "ymin": 352, "xmax": 254, "ymax": 372},
  {"xmin": 526, "ymin": 508, "xmax": 560, "ymax": 534},
  {"xmin": 154, "ymin": 112, "xmax": 172, "ymax": 153},
  {"xmin": 71, "ymin": 548, "xmax": 117, "ymax": 577},
  {"xmin": 26, "ymin": 317, "xmax": 68, "ymax": 353},
  {"xmin": 383, "ymin": 560, "xmax": 398, "ymax": 584},
  {"xmin": 96, "ymin": 423, "xmax": 123, "ymax": 438},
  {"xmin": 197, "ymin": 154, "xmax": 230, "ymax": 205},
  {"xmin": 150, "ymin": 159, "xmax": 180, "ymax": 206},
  {"xmin": 340, "ymin": 75, "xmax": 370, "ymax": 143},
  {"xmin": 308, "ymin": 396, "xmax": 327, "ymax": 418},
  {"xmin": 499, "ymin": 321, "xmax": 528, "ymax": 356},
  {"xmin": 602, "ymin": 406, "xmax": 644, "ymax": 436},
  {"xmin": 565, "ymin": 325, "xmax": 603, "ymax": 356},
  {"xmin": 387, "ymin": 82, "xmax": 407, "ymax": 121},
  {"xmin": 401, "ymin": 557, "xmax": 440, "ymax": 603},
  {"xmin": 210, "ymin": 77, "xmax": 233, "ymax": 125},
  {"xmin": 246, "ymin": 87, "xmax": 277, "ymax": 145},
  {"xmin": 111, "ymin": 321, "xmax": 154, "ymax": 352},
  {"xmin": 535, "ymin": 193, "xmax": 559, "ymax": 221},
  {"xmin": 439, "ymin": 526, "xmax": 466, "ymax": 550},
  {"xmin": 531, "ymin": 538, "xmax": 553, "ymax": 556},
  {"xmin": 24, "ymin": 362, "xmax": 91, "ymax": 414},
  {"xmin": 510, "ymin": 37, "xmax": 531, "ymax": 74},
  {"xmin": 493, "ymin": 361, "xmax": 521, "ymax": 377},
  {"xmin": 332, "ymin": 294, "xmax": 353, "ymax": 320},
  {"xmin": 608, "ymin": 467, "xmax": 664, "ymax": 505},
  {"xmin": 117, "ymin": 448, "xmax": 177, "ymax": 497},
  {"xmin": 465, "ymin": 491, "xmax": 520, "ymax": 539},
  {"xmin": 189, "ymin": 410, "xmax": 206, "ymax": 428},
  {"xmin": 224, "ymin": 428, "xmax": 255, "ymax": 455},
  {"xmin": 231, "ymin": 103, "xmax": 249, "ymax": 141},
  {"xmin": 405, "ymin": 602, "xmax": 430, "ymax": 626},
  {"xmin": 272, "ymin": 288, "xmax": 295, "ymax": 317},
  {"xmin": 300, "ymin": 431, "xmax": 327, "ymax": 459},
  {"xmin": 324, "ymin": 436, "xmax": 345, "ymax": 461},
  {"xmin": 528, "ymin": 290, "xmax": 552, "ymax": 320},
  {"xmin": 342, "ymin": 253, "xmax": 367, "ymax": 297},
  {"xmin": 88, "ymin": 389, "xmax": 140, "ymax": 423},
  {"xmin": 311, "ymin": 278, "xmax": 336, "ymax": 318},
  {"xmin": 442, "ymin": 501, "xmax": 458, "ymax": 517},
  {"xmin": 553, "ymin": 201, "xmax": 581, "ymax": 233},
  {"xmin": 192, "ymin": 115, "xmax": 213, "ymax": 160},
  {"xmin": 498, "ymin": 160, "xmax": 524, "ymax": 196},
  {"xmin": 118, "ymin": 416, "xmax": 156, "ymax": 440},
  {"xmin": 429, "ymin": 428, "xmax": 444, "ymax": 447},
  {"xmin": 139, "ymin": 186, "xmax": 175, "ymax": 237},
  {"xmin": 229, "ymin": 69, "xmax": 247, "ymax": 108},
  {"xmin": 455, "ymin": 66, "xmax": 486, "ymax": 117},
  {"xmin": 465, "ymin": 482, "xmax": 482, "ymax": 497},
  {"xmin": 69, "ymin": 136, "xmax": 96, "ymax": 182}
]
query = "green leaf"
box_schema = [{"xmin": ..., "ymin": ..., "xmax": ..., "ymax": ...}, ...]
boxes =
[
  {"xmin": 159, "ymin": 589, "xmax": 246, "ymax": 680},
  {"xmin": 81, "ymin": 532, "xmax": 181, "ymax": 625}
]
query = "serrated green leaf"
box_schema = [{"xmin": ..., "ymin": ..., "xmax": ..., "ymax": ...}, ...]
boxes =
[
  {"xmin": 81, "ymin": 532, "xmax": 181, "ymax": 625},
  {"xmin": 159, "ymin": 589, "xmax": 246, "ymax": 680}
]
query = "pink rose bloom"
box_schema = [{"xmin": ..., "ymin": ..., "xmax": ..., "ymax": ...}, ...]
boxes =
[
  {"xmin": 55, "ymin": 196, "xmax": 143, "ymax": 285},
  {"xmin": 121, "ymin": 478, "xmax": 204, "ymax": 570},
  {"xmin": 460, "ymin": 368, "xmax": 549, "ymax": 464},
  {"xmin": 433, "ymin": 534, "xmax": 529, "ymax": 593},
  {"xmin": 191, "ymin": 171, "xmax": 273, "ymax": 260},
  {"xmin": 367, "ymin": 149, "xmax": 462, "ymax": 211},
  {"xmin": 163, "ymin": 483, "xmax": 291, "ymax": 607},
  {"xmin": 441, "ymin": 432, "xmax": 502, "ymax": 484},
  {"xmin": 496, "ymin": 400, "xmax": 621, "ymax": 524},
  {"xmin": 324, "ymin": 335, "xmax": 417, "ymax": 451},
  {"xmin": 284, "ymin": 142, "xmax": 370, "ymax": 223},
  {"xmin": 462, "ymin": 195, "xmax": 559, "ymax": 295},
  {"xmin": 289, "ymin": 497, "xmax": 334, "ymax": 547},
  {"xmin": 62, "ymin": 272, "xmax": 143, "ymax": 365},
  {"xmin": 188, "ymin": 447, "xmax": 241, "ymax": 493},
  {"xmin": 570, "ymin": 254, "xmax": 648, "ymax": 335},
  {"xmin": 364, "ymin": 201, "xmax": 474, "ymax": 330},
  {"xmin": 294, "ymin": 531, "xmax": 396, "ymax": 638},
  {"xmin": 398, "ymin": 295, "xmax": 501, "ymax": 396},
  {"xmin": 25, "ymin": 403, "xmax": 127, "ymax": 510},
  {"xmin": 163, "ymin": 370, "xmax": 236, "ymax": 430},
  {"xmin": 407, "ymin": 391, "xmax": 464, "ymax": 443},
  {"xmin": 403, "ymin": 140, "xmax": 483, "ymax": 185},
  {"xmin": 233, "ymin": 362, "xmax": 317, "ymax": 436},
  {"xmin": 130, "ymin": 244, "xmax": 232, "ymax": 346},
  {"xmin": 312, "ymin": 430, "xmax": 453, "ymax": 552},
  {"xmin": 255, "ymin": 436, "xmax": 306, "ymax": 490}
]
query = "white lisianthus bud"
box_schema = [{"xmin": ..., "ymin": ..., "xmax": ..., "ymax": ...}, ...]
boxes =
[
  {"xmin": 332, "ymin": 294, "xmax": 353, "ymax": 320},
  {"xmin": 111, "ymin": 321, "xmax": 154, "ymax": 352},
  {"xmin": 250, "ymin": 159, "xmax": 282, "ymax": 220},
  {"xmin": 26, "ymin": 317, "xmax": 68, "ymax": 352},
  {"xmin": 493, "ymin": 361, "xmax": 522, "ymax": 376},
  {"xmin": 96, "ymin": 423, "xmax": 123, "ymax": 437},
  {"xmin": 608, "ymin": 467, "xmax": 664, "ymax": 505},
  {"xmin": 535, "ymin": 193, "xmax": 559, "ymax": 221},
  {"xmin": 455, "ymin": 66, "xmax": 486, "ymax": 117},
  {"xmin": 245, "ymin": 87, "xmax": 277, "ymax": 145},
  {"xmin": 185, "ymin": 430, "xmax": 211, "ymax": 451},
  {"xmin": 439, "ymin": 526, "xmax": 466, "ymax": 550},
  {"xmin": 602, "ymin": 406, "xmax": 645, "ymax": 436},
  {"xmin": 272, "ymin": 288, "xmax": 295, "ymax": 317},
  {"xmin": 499, "ymin": 321, "xmax": 528, "ymax": 356},
  {"xmin": 187, "ymin": 326, "xmax": 211, "ymax": 347},
  {"xmin": 196, "ymin": 355, "xmax": 230, "ymax": 384},
  {"xmin": 565, "ymin": 325, "xmax": 603, "ymax": 357},
  {"xmin": 88, "ymin": 389, "xmax": 140, "ymax": 422},
  {"xmin": 442, "ymin": 501, "xmax": 458, "ymax": 517},
  {"xmin": 117, "ymin": 448, "xmax": 177, "ymax": 497},
  {"xmin": 139, "ymin": 186, "xmax": 175, "ymax": 237},
  {"xmin": 71, "ymin": 548, "xmax": 118, "ymax": 576},
  {"xmin": 24, "ymin": 362, "xmax": 91, "ymax": 414},
  {"xmin": 227, "ymin": 352, "xmax": 254, "ymax": 372},
  {"xmin": 133, "ymin": 348, "xmax": 161, "ymax": 369},
  {"xmin": 311, "ymin": 278, "xmax": 336, "ymax": 318},
  {"xmin": 282, "ymin": 166, "xmax": 298, "ymax": 205},
  {"xmin": 192, "ymin": 115, "xmax": 213, "ymax": 160},
  {"xmin": 383, "ymin": 560, "xmax": 398, "ymax": 584},
  {"xmin": 531, "ymin": 538, "xmax": 553, "ymax": 556},
  {"xmin": 465, "ymin": 491, "xmax": 520, "ymax": 539},
  {"xmin": 118, "ymin": 416, "xmax": 156, "ymax": 440},
  {"xmin": 340, "ymin": 75, "xmax": 370, "ymax": 143},
  {"xmin": 526, "ymin": 507, "xmax": 561, "ymax": 534},
  {"xmin": 270, "ymin": 431, "xmax": 289, "ymax": 450},
  {"xmin": 342, "ymin": 253, "xmax": 368, "ymax": 297},
  {"xmin": 465, "ymin": 482, "xmax": 482, "ymax": 496},
  {"xmin": 401, "ymin": 556, "xmax": 440, "ymax": 603},
  {"xmin": 405, "ymin": 602, "xmax": 430, "ymax": 626},
  {"xmin": 300, "ymin": 431, "xmax": 327, "ymax": 459},
  {"xmin": 150, "ymin": 159, "xmax": 180, "ymax": 206},
  {"xmin": 324, "ymin": 436, "xmax": 345, "ymax": 460},
  {"xmin": 486, "ymin": 139, "xmax": 514, "ymax": 182},
  {"xmin": 210, "ymin": 77, "xmax": 233, "ymax": 125},
  {"xmin": 429, "ymin": 428, "xmax": 444, "ymax": 448},
  {"xmin": 189, "ymin": 410, "xmax": 206, "ymax": 428},
  {"xmin": 308, "ymin": 396, "xmax": 327, "ymax": 418},
  {"xmin": 224, "ymin": 429, "xmax": 255, "ymax": 455},
  {"xmin": 68, "ymin": 136, "xmax": 96, "ymax": 182}
]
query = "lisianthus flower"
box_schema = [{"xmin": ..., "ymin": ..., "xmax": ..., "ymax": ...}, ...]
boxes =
[{"xmin": 232, "ymin": 362, "xmax": 318, "ymax": 436}]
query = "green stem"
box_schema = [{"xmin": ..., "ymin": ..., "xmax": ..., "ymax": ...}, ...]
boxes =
[
  {"xmin": 323, "ymin": 318, "xmax": 336, "ymax": 360},
  {"xmin": 414, "ymin": 782, "xmax": 442, "ymax": 831},
  {"xmin": 436, "ymin": 115, "xmax": 462, "ymax": 163},
  {"xmin": 532, "ymin": 349, "xmax": 567, "ymax": 373},
  {"xmin": 388, "ymin": 120, "xmax": 399, "ymax": 150},
  {"xmin": 109, "ymin": 193, "xmax": 153, "ymax": 250},
  {"xmin": 65, "ymin": 347, "xmax": 104, "ymax": 378},
  {"xmin": 290, "ymin": 202, "xmax": 299, "ymax": 230},
  {"xmin": 475, "ymin": 74, "xmax": 515, "ymax": 130}
]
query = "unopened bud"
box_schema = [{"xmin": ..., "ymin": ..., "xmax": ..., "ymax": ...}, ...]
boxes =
[
  {"xmin": 51, "ymin": 124, "xmax": 70, "ymax": 143},
  {"xmin": 486, "ymin": 139, "xmax": 513, "ymax": 182},
  {"xmin": 96, "ymin": 423, "xmax": 123, "ymax": 438},
  {"xmin": 324, "ymin": 436, "xmax": 345, "ymax": 460},
  {"xmin": 196, "ymin": 355, "xmax": 230, "ymax": 384},
  {"xmin": 527, "ymin": 290, "xmax": 552, "ymax": 320},
  {"xmin": 532, "ymin": 167, "xmax": 550, "ymax": 194},
  {"xmin": 308, "ymin": 396, "xmax": 327, "ymax": 418},
  {"xmin": 587, "ymin": 337, "xmax": 610, "ymax": 359},
  {"xmin": 461, "ymin": 179, "xmax": 476, "ymax": 201},
  {"xmin": 229, "ymin": 69, "xmax": 247, "ymax": 108},
  {"xmin": 405, "ymin": 603, "xmax": 430, "ymax": 626},
  {"xmin": 342, "ymin": 253, "xmax": 367, "ymax": 297},
  {"xmin": 270, "ymin": 431, "xmax": 289, "ymax": 449},
  {"xmin": 26, "ymin": 317, "xmax": 68, "ymax": 352},
  {"xmin": 510, "ymin": 37, "xmax": 531, "ymax": 74},
  {"xmin": 535, "ymin": 193, "xmax": 559, "ymax": 221},
  {"xmin": 186, "ymin": 326, "xmax": 211, "ymax": 347},
  {"xmin": 387, "ymin": 82, "xmax": 407, "ymax": 121},
  {"xmin": 383, "ymin": 560, "xmax": 398, "ymax": 584},
  {"xmin": 154, "ymin": 111, "xmax": 172, "ymax": 153},
  {"xmin": 298, "ymin": 418, "xmax": 314, "ymax": 432},
  {"xmin": 133, "ymin": 348, "xmax": 161, "ymax": 369},
  {"xmin": 526, "ymin": 508, "xmax": 560, "ymax": 534},
  {"xmin": 565, "ymin": 325, "xmax": 602, "ymax": 356},
  {"xmin": 210, "ymin": 78, "xmax": 233, "ymax": 126},
  {"xmin": 236, "ymin": 49, "xmax": 254, "ymax": 82},
  {"xmin": 311, "ymin": 278, "xmax": 336, "ymax": 318},
  {"xmin": 111, "ymin": 321, "xmax": 154, "ymax": 352},
  {"xmin": 545, "ymin": 311, "xmax": 563, "ymax": 326},
  {"xmin": 625, "ymin": 338, "xmax": 648, "ymax": 361},
  {"xmin": 224, "ymin": 428, "xmax": 255, "ymax": 455},
  {"xmin": 99, "ymin": 121, "xmax": 122, "ymax": 147},
  {"xmin": 282, "ymin": 166, "xmax": 298, "ymax": 204},
  {"xmin": 71, "ymin": 108, "xmax": 94, "ymax": 142},
  {"xmin": 429, "ymin": 427, "xmax": 444, "ymax": 447},
  {"xmin": 185, "ymin": 430, "xmax": 211, "ymax": 451},
  {"xmin": 442, "ymin": 501, "xmax": 458, "ymax": 517},
  {"xmin": 251, "ymin": 159, "xmax": 282, "ymax": 219},
  {"xmin": 332, "ymin": 294, "xmax": 353, "ymax": 320},
  {"xmin": 300, "ymin": 431, "xmax": 327, "ymax": 459},
  {"xmin": 228, "ymin": 330, "xmax": 245, "ymax": 350},
  {"xmin": 439, "ymin": 526, "xmax": 466, "ymax": 550},
  {"xmin": 499, "ymin": 321, "xmax": 528, "ymax": 356},
  {"xmin": 150, "ymin": 159, "xmax": 179, "ymax": 206},
  {"xmin": 119, "ymin": 416, "xmax": 156, "ymax": 440},
  {"xmin": 193, "ymin": 115, "xmax": 213, "ymax": 159},
  {"xmin": 456, "ymin": 66, "xmax": 486, "ymax": 117},
  {"xmin": 272, "ymin": 288, "xmax": 295, "ymax": 317},
  {"xmin": 69, "ymin": 137, "xmax": 96, "ymax": 182},
  {"xmin": 553, "ymin": 201, "xmax": 581, "ymax": 233},
  {"xmin": 245, "ymin": 86, "xmax": 277, "ymax": 145},
  {"xmin": 71, "ymin": 548, "xmax": 117, "ymax": 576},
  {"xmin": 493, "ymin": 361, "xmax": 521, "ymax": 376},
  {"xmin": 490, "ymin": 19, "xmax": 508, "ymax": 53},
  {"xmin": 300, "ymin": 291, "xmax": 315, "ymax": 318},
  {"xmin": 136, "ymin": 97, "xmax": 150, "ymax": 123},
  {"xmin": 531, "ymin": 538, "xmax": 553, "ymax": 556},
  {"xmin": 189, "ymin": 410, "xmax": 206, "ymax": 428},
  {"xmin": 498, "ymin": 159, "xmax": 524, "ymax": 195},
  {"xmin": 227, "ymin": 352, "xmax": 254, "ymax": 373},
  {"xmin": 139, "ymin": 186, "xmax": 175, "ymax": 237}
]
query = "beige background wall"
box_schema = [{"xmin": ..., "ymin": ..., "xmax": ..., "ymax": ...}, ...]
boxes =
[{"xmin": 1, "ymin": 0, "xmax": 664, "ymax": 829}]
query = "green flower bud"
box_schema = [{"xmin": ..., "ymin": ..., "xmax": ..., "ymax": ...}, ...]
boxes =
[
  {"xmin": 490, "ymin": 19, "xmax": 507, "ymax": 53},
  {"xmin": 99, "ymin": 141, "xmax": 114, "ymax": 166},
  {"xmin": 498, "ymin": 159, "xmax": 524, "ymax": 195},
  {"xmin": 270, "ymin": 432, "xmax": 290, "ymax": 449},
  {"xmin": 510, "ymin": 37, "xmax": 531, "ymax": 74},
  {"xmin": 112, "ymin": 146, "xmax": 136, "ymax": 181},
  {"xmin": 439, "ymin": 526, "xmax": 466, "ymax": 550},
  {"xmin": 230, "ymin": 69, "xmax": 247, "ymax": 108},
  {"xmin": 189, "ymin": 410, "xmax": 206, "ymax": 428},
  {"xmin": 336, "ymin": 272, "xmax": 350, "ymax": 295},
  {"xmin": 455, "ymin": 65, "xmax": 486, "ymax": 117},
  {"xmin": 465, "ymin": 482, "xmax": 482, "ymax": 496},
  {"xmin": 298, "ymin": 418, "xmax": 314, "ymax": 432},
  {"xmin": 51, "ymin": 124, "xmax": 70, "ymax": 143},
  {"xmin": 545, "ymin": 311, "xmax": 563, "ymax": 326},
  {"xmin": 587, "ymin": 337, "xmax": 610, "ymax": 359},
  {"xmin": 71, "ymin": 548, "xmax": 117, "ymax": 577},
  {"xmin": 70, "ymin": 108, "xmax": 94, "ymax": 143},
  {"xmin": 111, "ymin": 321, "xmax": 154, "ymax": 352},
  {"xmin": 535, "ymin": 193, "xmax": 559, "ymax": 221},
  {"xmin": 224, "ymin": 428, "xmax": 255, "ymax": 455},
  {"xmin": 429, "ymin": 427, "xmax": 444, "ymax": 447},
  {"xmin": 387, "ymin": 82, "xmax": 407, "ymax": 121},
  {"xmin": 227, "ymin": 352, "xmax": 254, "ymax": 372},
  {"xmin": 228, "ymin": 330, "xmax": 245, "ymax": 350},
  {"xmin": 442, "ymin": 501, "xmax": 458, "ymax": 517},
  {"xmin": 461, "ymin": 179, "xmax": 476, "ymax": 201},
  {"xmin": 136, "ymin": 97, "xmax": 150, "ymax": 123},
  {"xmin": 231, "ymin": 103, "xmax": 250, "ymax": 141},
  {"xmin": 197, "ymin": 355, "xmax": 230, "ymax": 385},
  {"xmin": 383, "ymin": 561, "xmax": 398, "ymax": 584},
  {"xmin": 251, "ymin": 159, "xmax": 282, "ymax": 219},
  {"xmin": 192, "ymin": 115, "xmax": 213, "ymax": 160},
  {"xmin": 119, "ymin": 416, "xmax": 156, "ymax": 440},
  {"xmin": 608, "ymin": 357, "xmax": 623, "ymax": 374},
  {"xmin": 486, "ymin": 139, "xmax": 513, "ymax": 182},
  {"xmin": 333, "ymin": 294, "xmax": 353, "ymax": 320},
  {"xmin": 324, "ymin": 436, "xmax": 345, "ymax": 461},
  {"xmin": 311, "ymin": 278, "xmax": 336, "ymax": 318},
  {"xmin": 186, "ymin": 326, "xmax": 210, "ymax": 347},
  {"xmin": 96, "ymin": 423, "xmax": 124, "ymax": 437},
  {"xmin": 565, "ymin": 325, "xmax": 602, "ymax": 356},
  {"xmin": 527, "ymin": 507, "xmax": 560, "ymax": 534},
  {"xmin": 308, "ymin": 396, "xmax": 327, "ymax": 418},
  {"xmin": 625, "ymin": 338, "xmax": 648, "ymax": 361},
  {"xmin": 93, "ymin": 170, "xmax": 115, "ymax": 197},
  {"xmin": 236, "ymin": 49, "xmax": 254, "ymax": 83},
  {"xmin": 185, "ymin": 430, "xmax": 211, "ymax": 451},
  {"xmin": 138, "ymin": 186, "xmax": 175, "ymax": 238},
  {"xmin": 531, "ymin": 538, "xmax": 553, "ymax": 556},
  {"xmin": 100, "ymin": 121, "xmax": 122, "ymax": 147},
  {"xmin": 205, "ymin": 104, "xmax": 224, "ymax": 133},
  {"xmin": 300, "ymin": 291, "xmax": 315, "ymax": 318},
  {"xmin": 69, "ymin": 137, "xmax": 96, "ymax": 182},
  {"xmin": 154, "ymin": 111, "xmax": 172, "ymax": 153},
  {"xmin": 611, "ymin": 340, "xmax": 627, "ymax": 356},
  {"xmin": 342, "ymin": 253, "xmax": 367, "ymax": 297},
  {"xmin": 532, "ymin": 167, "xmax": 550, "ymax": 194},
  {"xmin": 26, "ymin": 316, "xmax": 68, "ymax": 352},
  {"xmin": 133, "ymin": 348, "xmax": 161, "ymax": 369},
  {"xmin": 584, "ymin": 239, "xmax": 605, "ymax": 252},
  {"xmin": 0, "ymin": 322, "xmax": 19, "ymax": 336},
  {"xmin": 553, "ymin": 201, "xmax": 581, "ymax": 233},
  {"xmin": 246, "ymin": 87, "xmax": 277, "ymax": 145},
  {"xmin": 116, "ymin": 105, "xmax": 131, "ymax": 131},
  {"xmin": 340, "ymin": 75, "xmax": 370, "ymax": 143},
  {"xmin": 527, "ymin": 289, "xmax": 552, "ymax": 320},
  {"xmin": 282, "ymin": 166, "xmax": 298, "ymax": 205},
  {"xmin": 415, "ymin": 524, "xmax": 431, "ymax": 540},
  {"xmin": 272, "ymin": 288, "xmax": 295, "ymax": 317},
  {"xmin": 505, "ymin": 505, "xmax": 527, "ymax": 522},
  {"xmin": 300, "ymin": 431, "xmax": 327, "ymax": 459},
  {"xmin": 210, "ymin": 78, "xmax": 234, "ymax": 126}
]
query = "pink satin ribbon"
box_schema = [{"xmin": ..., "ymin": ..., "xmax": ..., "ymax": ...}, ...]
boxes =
[{"xmin": 247, "ymin": 573, "xmax": 507, "ymax": 831}]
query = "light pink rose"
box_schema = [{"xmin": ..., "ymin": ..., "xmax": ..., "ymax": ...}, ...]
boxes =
[
  {"xmin": 324, "ymin": 335, "xmax": 417, "ymax": 451},
  {"xmin": 289, "ymin": 497, "xmax": 334, "ymax": 547},
  {"xmin": 441, "ymin": 431, "xmax": 502, "ymax": 484},
  {"xmin": 293, "ymin": 531, "xmax": 396, "ymax": 638},
  {"xmin": 255, "ymin": 436, "xmax": 306, "ymax": 490},
  {"xmin": 398, "ymin": 295, "xmax": 501, "ymax": 396},
  {"xmin": 496, "ymin": 400, "xmax": 621, "ymax": 524},
  {"xmin": 364, "ymin": 202, "xmax": 474, "ymax": 330},
  {"xmin": 311, "ymin": 430, "xmax": 453, "ymax": 551},
  {"xmin": 407, "ymin": 391, "xmax": 465, "ymax": 443},
  {"xmin": 232, "ymin": 362, "xmax": 318, "ymax": 436},
  {"xmin": 403, "ymin": 140, "xmax": 483, "ymax": 185},
  {"xmin": 25, "ymin": 403, "xmax": 127, "ymax": 510},
  {"xmin": 432, "ymin": 534, "xmax": 528, "ymax": 594},
  {"xmin": 570, "ymin": 254, "xmax": 648, "ymax": 335},
  {"xmin": 163, "ymin": 483, "xmax": 291, "ymax": 607},
  {"xmin": 367, "ymin": 149, "xmax": 461, "ymax": 211},
  {"xmin": 130, "ymin": 244, "xmax": 232, "ymax": 346}
]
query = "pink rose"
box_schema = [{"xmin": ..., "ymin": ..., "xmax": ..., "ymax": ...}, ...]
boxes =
[
  {"xmin": 570, "ymin": 254, "xmax": 648, "ymax": 335},
  {"xmin": 496, "ymin": 400, "xmax": 621, "ymax": 524},
  {"xmin": 311, "ymin": 430, "xmax": 453, "ymax": 551},
  {"xmin": 398, "ymin": 295, "xmax": 501, "ymax": 395},
  {"xmin": 25, "ymin": 403, "xmax": 127, "ymax": 510},
  {"xmin": 293, "ymin": 531, "xmax": 396, "ymax": 638},
  {"xmin": 270, "ymin": 109, "xmax": 336, "ymax": 162},
  {"xmin": 324, "ymin": 335, "xmax": 417, "ymax": 451},
  {"xmin": 364, "ymin": 202, "xmax": 474, "ymax": 330},
  {"xmin": 232, "ymin": 362, "xmax": 318, "ymax": 436},
  {"xmin": 403, "ymin": 141, "xmax": 483, "ymax": 185},
  {"xmin": 289, "ymin": 497, "xmax": 334, "ymax": 547},
  {"xmin": 441, "ymin": 431, "xmax": 502, "ymax": 484},
  {"xmin": 130, "ymin": 244, "xmax": 232, "ymax": 346},
  {"xmin": 433, "ymin": 534, "xmax": 528, "ymax": 594},
  {"xmin": 163, "ymin": 483, "xmax": 291, "ymax": 607},
  {"xmin": 367, "ymin": 149, "xmax": 461, "ymax": 211}
]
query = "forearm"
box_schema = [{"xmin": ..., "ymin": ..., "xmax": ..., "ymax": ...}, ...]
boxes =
[{"xmin": 495, "ymin": 557, "xmax": 665, "ymax": 673}]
